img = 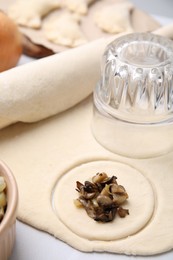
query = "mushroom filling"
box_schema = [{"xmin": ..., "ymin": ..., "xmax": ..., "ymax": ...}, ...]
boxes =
[
  {"xmin": 0, "ymin": 176, "xmax": 7, "ymax": 223},
  {"xmin": 74, "ymin": 172, "xmax": 129, "ymax": 222}
]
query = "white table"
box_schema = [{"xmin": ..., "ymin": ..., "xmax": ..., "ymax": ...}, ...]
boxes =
[
  {"xmin": 10, "ymin": 1, "xmax": 173, "ymax": 259},
  {"xmin": 131, "ymin": 0, "xmax": 173, "ymax": 18}
]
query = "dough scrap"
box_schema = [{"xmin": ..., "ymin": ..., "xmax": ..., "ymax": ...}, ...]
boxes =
[
  {"xmin": 43, "ymin": 12, "xmax": 87, "ymax": 47},
  {"xmin": 94, "ymin": 2, "xmax": 134, "ymax": 34},
  {"xmin": 62, "ymin": 0, "xmax": 96, "ymax": 15},
  {"xmin": 8, "ymin": 0, "xmax": 61, "ymax": 29}
]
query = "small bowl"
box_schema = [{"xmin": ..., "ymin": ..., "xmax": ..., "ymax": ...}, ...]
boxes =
[{"xmin": 0, "ymin": 160, "xmax": 18, "ymax": 260}]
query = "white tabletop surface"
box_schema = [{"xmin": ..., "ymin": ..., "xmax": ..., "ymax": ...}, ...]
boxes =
[
  {"xmin": 9, "ymin": 1, "xmax": 173, "ymax": 259},
  {"xmin": 131, "ymin": 0, "xmax": 173, "ymax": 18}
]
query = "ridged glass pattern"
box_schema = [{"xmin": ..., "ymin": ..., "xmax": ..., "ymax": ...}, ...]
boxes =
[{"xmin": 96, "ymin": 33, "xmax": 173, "ymax": 123}]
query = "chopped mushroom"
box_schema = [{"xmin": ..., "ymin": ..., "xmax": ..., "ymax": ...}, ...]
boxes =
[
  {"xmin": 117, "ymin": 207, "xmax": 129, "ymax": 218},
  {"xmin": 74, "ymin": 172, "xmax": 129, "ymax": 223}
]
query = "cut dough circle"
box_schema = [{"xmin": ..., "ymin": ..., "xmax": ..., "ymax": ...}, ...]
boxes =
[{"xmin": 53, "ymin": 160, "xmax": 155, "ymax": 241}]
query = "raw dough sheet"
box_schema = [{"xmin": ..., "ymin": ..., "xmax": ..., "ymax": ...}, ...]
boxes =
[
  {"xmin": 0, "ymin": 0, "xmax": 172, "ymax": 256},
  {"xmin": 0, "ymin": 96, "xmax": 173, "ymax": 256}
]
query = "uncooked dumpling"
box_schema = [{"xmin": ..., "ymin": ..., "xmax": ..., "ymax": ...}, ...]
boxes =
[
  {"xmin": 43, "ymin": 12, "xmax": 87, "ymax": 47},
  {"xmin": 62, "ymin": 0, "xmax": 96, "ymax": 15},
  {"xmin": 94, "ymin": 2, "xmax": 134, "ymax": 34},
  {"xmin": 8, "ymin": 0, "xmax": 61, "ymax": 29}
]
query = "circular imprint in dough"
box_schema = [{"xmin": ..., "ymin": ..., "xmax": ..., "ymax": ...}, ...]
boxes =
[{"xmin": 52, "ymin": 160, "xmax": 155, "ymax": 241}]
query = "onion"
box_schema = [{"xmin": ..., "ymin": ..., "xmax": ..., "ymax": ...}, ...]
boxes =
[{"xmin": 0, "ymin": 12, "xmax": 22, "ymax": 72}]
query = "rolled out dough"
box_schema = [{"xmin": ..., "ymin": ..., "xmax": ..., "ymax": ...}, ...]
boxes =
[{"xmin": 0, "ymin": 97, "xmax": 173, "ymax": 255}]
